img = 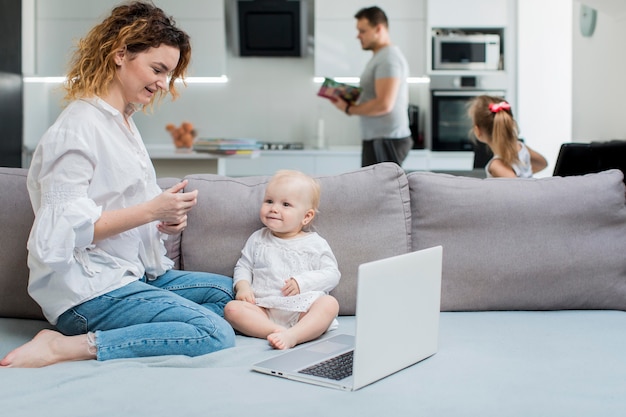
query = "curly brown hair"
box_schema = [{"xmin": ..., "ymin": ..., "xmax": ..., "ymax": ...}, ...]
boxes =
[{"xmin": 64, "ymin": 1, "xmax": 191, "ymax": 105}]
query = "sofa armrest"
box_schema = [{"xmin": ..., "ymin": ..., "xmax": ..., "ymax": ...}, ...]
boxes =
[{"xmin": 0, "ymin": 168, "xmax": 44, "ymax": 320}]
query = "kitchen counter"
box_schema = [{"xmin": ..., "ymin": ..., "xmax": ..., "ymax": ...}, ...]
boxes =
[
  {"xmin": 147, "ymin": 144, "xmax": 260, "ymax": 177},
  {"xmin": 146, "ymin": 144, "xmax": 362, "ymax": 177},
  {"xmin": 146, "ymin": 144, "xmax": 475, "ymax": 177}
]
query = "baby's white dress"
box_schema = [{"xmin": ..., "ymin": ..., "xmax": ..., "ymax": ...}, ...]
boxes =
[{"xmin": 233, "ymin": 227, "xmax": 341, "ymax": 315}]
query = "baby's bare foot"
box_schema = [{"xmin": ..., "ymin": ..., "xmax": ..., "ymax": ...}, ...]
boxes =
[{"xmin": 267, "ymin": 330, "xmax": 298, "ymax": 350}]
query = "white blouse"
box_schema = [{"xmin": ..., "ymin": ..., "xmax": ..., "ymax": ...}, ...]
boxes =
[
  {"xmin": 27, "ymin": 98, "xmax": 173, "ymax": 324},
  {"xmin": 233, "ymin": 228, "xmax": 341, "ymax": 312}
]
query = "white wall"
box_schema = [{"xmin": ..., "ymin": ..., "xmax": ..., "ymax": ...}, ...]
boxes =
[
  {"xmin": 26, "ymin": 54, "xmax": 429, "ymax": 150},
  {"xmin": 517, "ymin": 0, "xmax": 626, "ymax": 177},
  {"xmin": 572, "ymin": 0, "xmax": 626, "ymax": 141},
  {"xmin": 517, "ymin": 0, "xmax": 573, "ymax": 177},
  {"xmin": 22, "ymin": 0, "xmax": 430, "ymax": 152},
  {"xmin": 134, "ymin": 55, "xmax": 428, "ymax": 148},
  {"xmin": 27, "ymin": 0, "xmax": 626, "ymax": 175}
]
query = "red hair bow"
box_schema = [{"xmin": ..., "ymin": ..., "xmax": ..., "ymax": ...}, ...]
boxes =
[{"xmin": 489, "ymin": 102, "xmax": 511, "ymax": 113}]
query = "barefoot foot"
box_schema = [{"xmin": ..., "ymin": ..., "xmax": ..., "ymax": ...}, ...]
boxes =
[
  {"xmin": 267, "ymin": 330, "xmax": 298, "ymax": 350},
  {"xmin": 0, "ymin": 329, "xmax": 94, "ymax": 368}
]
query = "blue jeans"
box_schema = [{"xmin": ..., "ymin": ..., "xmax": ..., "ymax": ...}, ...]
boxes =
[{"xmin": 56, "ymin": 270, "xmax": 236, "ymax": 361}]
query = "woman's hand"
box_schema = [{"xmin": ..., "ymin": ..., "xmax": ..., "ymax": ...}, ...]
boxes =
[
  {"xmin": 93, "ymin": 180, "xmax": 197, "ymax": 242},
  {"xmin": 150, "ymin": 180, "xmax": 198, "ymax": 233},
  {"xmin": 157, "ymin": 220, "xmax": 187, "ymax": 235}
]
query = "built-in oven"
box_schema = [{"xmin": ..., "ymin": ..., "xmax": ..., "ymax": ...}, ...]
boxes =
[{"xmin": 430, "ymin": 89, "xmax": 505, "ymax": 152}]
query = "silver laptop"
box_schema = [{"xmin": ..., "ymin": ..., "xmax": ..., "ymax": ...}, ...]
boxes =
[{"xmin": 251, "ymin": 245, "xmax": 443, "ymax": 391}]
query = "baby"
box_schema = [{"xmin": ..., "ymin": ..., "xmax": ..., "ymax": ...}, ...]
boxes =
[{"xmin": 224, "ymin": 170, "xmax": 341, "ymax": 349}]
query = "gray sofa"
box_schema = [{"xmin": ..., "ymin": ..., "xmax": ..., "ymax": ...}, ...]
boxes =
[{"xmin": 1, "ymin": 163, "xmax": 625, "ymax": 417}]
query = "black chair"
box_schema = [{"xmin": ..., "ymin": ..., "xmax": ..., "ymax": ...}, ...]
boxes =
[
  {"xmin": 553, "ymin": 140, "xmax": 626, "ymax": 184},
  {"xmin": 472, "ymin": 141, "xmax": 491, "ymax": 169}
]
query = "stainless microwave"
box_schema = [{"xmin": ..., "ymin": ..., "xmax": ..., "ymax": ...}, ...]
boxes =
[{"xmin": 433, "ymin": 33, "xmax": 501, "ymax": 71}]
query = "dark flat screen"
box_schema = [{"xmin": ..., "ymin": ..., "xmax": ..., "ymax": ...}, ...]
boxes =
[
  {"xmin": 244, "ymin": 12, "xmax": 294, "ymax": 50},
  {"xmin": 237, "ymin": 0, "xmax": 302, "ymax": 57}
]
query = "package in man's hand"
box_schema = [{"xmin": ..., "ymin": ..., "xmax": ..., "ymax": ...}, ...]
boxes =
[{"xmin": 317, "ymin": 77, "xmax": 361, "ymax": 104}]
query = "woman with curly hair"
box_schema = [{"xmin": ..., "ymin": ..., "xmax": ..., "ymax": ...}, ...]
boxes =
[{"xmin": 0, "ymin": 1, "xmax": 235, "ymax": 368}]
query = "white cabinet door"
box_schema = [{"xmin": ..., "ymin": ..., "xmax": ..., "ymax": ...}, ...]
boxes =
[
  {"xmin": 390, "ymin": 20, "xmax": 426, "ymax": 77},
  {"xmin": 314, "ymin": 20, "xmax": 370, "ymax": 78},
  {"xmin": 33, "ymin": 0, "xmax": 225, "ymax": 76},
  {"xmin": 315, "ymin": 1, "xmax": 366, "ymax": 19},
  {"xmin": 35, "ymin": 18, "xmax": 95, "ymax": 76},
  {"xmin": 157, "ymin": 0, "xmax": 226, "ymax": 77},
  {"xmin": 428, "ymin": 0, "xmax": 509, "ymax": 27},
  {"xmin": 316, "ymin": 0, "xmax": 425, "ymax": 19},
  {"xmin": 178, "ymin": 19, "xmax": 227, "ymax": 77},
  {"xmin": 36, "ymin": 0, "xmax": 120, "ymax": 18},
  {"xmin": 314, "ymin": 0, "xmax": 426, "ymax": 77},
  {"xmin": 34, "ymin": 0, "xmax": 119, "ymax": 76}
]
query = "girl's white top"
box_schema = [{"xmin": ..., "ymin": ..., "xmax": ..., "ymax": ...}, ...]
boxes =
[
  {"xmin": 233, "ymin": 228, "xmax": 341, "ymax": 312},
  {"xmin": 485, "ymin": 141, "xmax": 533, "ymax": 178},
  {"xmin": 27, "ymin": 98, "xmax": 172, "ymax": 324}
]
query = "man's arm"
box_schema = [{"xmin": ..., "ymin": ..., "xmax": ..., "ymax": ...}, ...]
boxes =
[{"xmin": 333, "ymin": 77, "xmax": 400, "ymax": 116}]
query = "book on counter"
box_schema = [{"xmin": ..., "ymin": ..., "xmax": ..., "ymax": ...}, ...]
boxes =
[
  {"xmin": 193, "ymin": 138, "xmax": 262, "ymax": 156},
  {"xmin": 317, "ymin": 77, "xmax": 361, "ymax": 104}
]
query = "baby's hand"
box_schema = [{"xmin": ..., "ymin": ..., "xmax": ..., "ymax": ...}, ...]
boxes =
[
  {"xmin": 282, "ymin": 278, "xmax": 300, "ymax": 296},
  {"xmin": 236, "ymin": 287, "xmax": 256, "ymax": 304}
]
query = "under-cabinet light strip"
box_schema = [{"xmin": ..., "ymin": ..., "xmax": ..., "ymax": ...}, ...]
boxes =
[
  {"xmin": 313, "ymin": 76, "xmax": 430, "ymax": 84},
  {"xmin": 24, "ymin": 75, "xmax": 430, "ymax": 85},
  {"xmin": 23, "ymin": 76, "xmax": 229, "ymax": 84}
]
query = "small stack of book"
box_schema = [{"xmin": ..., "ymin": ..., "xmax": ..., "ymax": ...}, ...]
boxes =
[{"xmin": 193, "ymin": 138, "xmax": 262, "ymax": 156}]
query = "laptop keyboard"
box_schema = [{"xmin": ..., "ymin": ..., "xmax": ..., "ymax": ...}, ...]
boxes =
[{"xmin": 298, "ymin": 350, "xmax": 354, "ymax": 381}]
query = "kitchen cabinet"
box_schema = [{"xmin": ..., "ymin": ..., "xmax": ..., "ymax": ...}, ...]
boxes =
[
  {"xmin": 314, "ymin": 0, "xmax": 426, "ymax": 78},
  {"xmin": 315, "ymin": 0, "xmax": 424, "ymax": 19},
  {"xmin": 30, "ymin": 0, "xmax": 225, "ymax": 76},
  {"xmin": 425, "ymin": 0, "xmax": 518, "ymax": 108},
  {"xmin": 428, "ymin": 0, "xmax": 509, "ymax": 28}
]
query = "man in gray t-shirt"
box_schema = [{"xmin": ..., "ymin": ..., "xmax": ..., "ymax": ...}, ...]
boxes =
[{"xmin": 332, "ymin": 6, "xmax": 413, "ymax": 167}]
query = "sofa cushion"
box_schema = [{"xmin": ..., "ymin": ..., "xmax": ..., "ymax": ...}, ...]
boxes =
[
  {"xmin": 157, "ymin": 177, "xmax": 183, "ymax": 270},
  {"xmin": 182, "ymin": 163, "xmax": 412, "ymax": 315},
  {"xmin": 0, "ymin": 168, "xmax": 44, "ymax": 320},
  {"xmin": 0, "ymin": 172, "xmax": 182, "ymax": 320},
  {"xmin": 408, "ymin": 169, "xmax": 626, "ymax": 311}
]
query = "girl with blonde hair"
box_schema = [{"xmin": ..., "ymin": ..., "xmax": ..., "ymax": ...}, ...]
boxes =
[{"xmin": 468, "ymin": 95, "xmax": 547, "ymax": 178}]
